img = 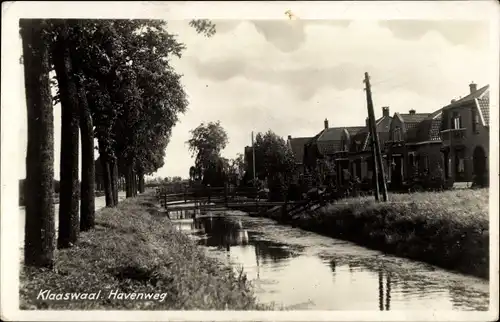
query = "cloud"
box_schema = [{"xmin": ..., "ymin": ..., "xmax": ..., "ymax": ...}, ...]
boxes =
[
  {"xmin": 190, "ymin": 56, "xmax": 371, "ymax": 100},
  {"xmin": 250, "ymin": 20, "xmax": 352, "ymax": 52},
  {"xmin": 184, "ymin": 19, "xmax": 489, "ymax": 103},
  {"xmin": 378, "ymin": 20, "xmax": 489, "ymax": 49}
]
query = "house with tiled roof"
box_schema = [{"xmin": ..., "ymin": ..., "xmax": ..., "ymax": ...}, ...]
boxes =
[
  {"xmin": 286, "ymin": 135, "xmax": 313, "ymax": 176},
  {"xmin": 303, "ymin": 118, "xmax": 367, "ymax": 182},
  {"xmin": 440, "ymin": 82, "xmax": 489, "ymax": 184},
  {"xmin": 385, "ymin": 107, "xmax": 445, "ymax": 187}
]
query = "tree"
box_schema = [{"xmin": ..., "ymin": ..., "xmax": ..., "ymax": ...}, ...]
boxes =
[
  {"xmin": 252, "ymin": 131, "xmax": 296, "ymax": 201},
  {"xmin": 20, "ymin": 19, "xmax": 56, "ymax": 268},
  {"xmin": 51, "ymin": 20, "xmax": 81, "ymax": 248},
  {"xmin": 187, "ymin": 121, "xmax": 228, "ymax": 184},
  {"xmin": 225, "ymin": 154, "xmax": 245, "ymax": 186},
  {"xmin": 232, "ymin": 153, "xmax": 246, "ymax": 183},
  {"xmin": 67, "ymin": 21, "xmax": 96, "ymax": 231}
]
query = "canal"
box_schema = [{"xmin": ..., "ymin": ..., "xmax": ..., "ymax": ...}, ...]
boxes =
[{"xmin": 171, "ymin": 210, "xmax": 489, "ymax": 311}]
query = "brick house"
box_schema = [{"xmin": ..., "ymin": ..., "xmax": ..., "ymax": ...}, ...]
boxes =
[
  {"xmin": 385, "ymin": 108, "xmax": 443, "ymax": 186},
  {"xmin": 348, "ymin": 106, "xmax": 393, "ymax": 184},
  {"xmin": 287, "ymin": 135, "xmax": 313, "ymax": 177},
  {"xmin": 303, "ymin": 118, "xmax": 365, "ymax": 184},
  {"xmin": 440, "ymin": 83, "xmax": 489, "ymax": 184}
]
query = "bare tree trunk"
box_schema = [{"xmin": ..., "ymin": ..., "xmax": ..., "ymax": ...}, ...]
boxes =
[
  {"xmin": 111, "ymin": 159, "xmax": 119, "ymax": 205},
  {"xmin": 133, "ymin": 173, "xmax": 138, "ymax": 197},
  {"xmin": 21, "ymin": 19, "xmax": 55, "ymax": 268},
  {"xmin": 138, "ymin": 170, "xmax": 145, "ymax": 193},
  {"xmin": 78, "ymin": 84, "xmax": 95, "ymax": 231},
  {"xmin": 53, "ymin": 21, "xmax": 80, "ymax": 249},
  {"xmin": 125, "ymin": 164, "xmax": 133, "ymax": 198},
  {"xmin": 98, "ymin": 143, "xmax": 114, "ymax": 207}
]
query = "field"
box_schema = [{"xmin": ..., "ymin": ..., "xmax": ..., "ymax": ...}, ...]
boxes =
[
  {"xmin": 20, "ymin": 193, "xmax": 267, "ymax": 310},
  {"xmin": 290, "ymin": 189, "xmax": 490, "ymax": 278}
]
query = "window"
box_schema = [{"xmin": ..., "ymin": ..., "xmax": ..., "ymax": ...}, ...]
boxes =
[
  {"xmin": 422, "ymin": 156, "xmax": 429, "ymax": 172},
  {"xmin": 472, "ymin": 110, "xmax": 479, "ymax": 133},
  {"xmin": 456, "ymin": 151, "xmax": 465, "ymax": 173},
  {"xmin": 452, "ymin": 112, "xmax": 461, "ymax": 129}
]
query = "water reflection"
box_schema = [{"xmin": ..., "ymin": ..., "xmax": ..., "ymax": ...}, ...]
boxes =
[
  {"xmin": 191, "ymin": 216, "xmax": 300, "ymax": 263},
  {"xmin": 171, "ymin": 214, "xmax": 489, "ymax": 311},
  {"xmin": 377, "ymin": 270, "xmax": 392, "ymax": 311}
]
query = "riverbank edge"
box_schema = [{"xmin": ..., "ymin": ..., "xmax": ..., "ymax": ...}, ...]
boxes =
[
  {"xmin": 19, "ymin": 192, "xmax": 267, "ymax": 310},
  {"xmin": 256, "ymin": 189, "xmax": 489, "ymax": 279}
]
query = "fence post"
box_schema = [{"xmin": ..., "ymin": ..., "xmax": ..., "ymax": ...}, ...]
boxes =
[{"xmin": 184, "ymin": 186, "xmax": 187, "ymax": 203}]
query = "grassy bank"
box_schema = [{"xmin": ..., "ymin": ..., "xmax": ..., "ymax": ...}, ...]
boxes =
[
  {"xmin": 272, "ymin": 189, "xmax": 489, "ymax": 279},
  {"xmin": 20, "ymin": 193, "xmax": 267, "ymax": 310}
]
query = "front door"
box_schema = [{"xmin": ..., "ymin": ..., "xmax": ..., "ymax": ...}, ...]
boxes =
[
  {"xmin": 392, "ymin": 156, "xmax": 403, "ymax": 186},
  {"xmin": 473, "ymin": 146, "xmax": 487, "ymax": 186}
]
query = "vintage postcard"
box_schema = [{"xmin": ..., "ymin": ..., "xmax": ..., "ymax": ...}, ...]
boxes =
[{"xmin": 1, "ymin": 1, "xmax": 499, "ymax": 321}]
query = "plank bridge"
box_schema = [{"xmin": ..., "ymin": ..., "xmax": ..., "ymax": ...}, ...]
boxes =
[{"xmin": 155, "ymin": 185, "xmax": 316, "ymax": 220}]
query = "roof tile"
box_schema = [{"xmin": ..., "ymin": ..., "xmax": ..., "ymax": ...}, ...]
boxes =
[
  {"xmin": 288, "ymin": 137, "xmax": 312, "ymax": 164},
  {"xmin": 478, "ymin": 93, "xmax": 489, "ymax": 126},
  {"xmin": 446, "ymin": 84, "xmax": 489, "ymax": 108}
]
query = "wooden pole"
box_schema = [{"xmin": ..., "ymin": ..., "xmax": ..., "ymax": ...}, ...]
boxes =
[
  {"xmin": 364, "ymin": 72, "xmax": 389, "ymax": 202},
  {"xmin": 365, "ymin": 81, "xmax": 380, "ymax": 201},
  {"xmin": 251, "ymin": 131, "xmax": 256, "ymax": 185}
]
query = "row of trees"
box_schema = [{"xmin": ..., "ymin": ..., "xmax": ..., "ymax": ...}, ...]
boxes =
[{"xmin": 21, "ymin": 19, "xmax": 216, "ymax": 268}]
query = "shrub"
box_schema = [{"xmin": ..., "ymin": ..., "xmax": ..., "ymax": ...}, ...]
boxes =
[{"xmin": 298, "ymin": 189, "xmax": 490, "ymax": 278}]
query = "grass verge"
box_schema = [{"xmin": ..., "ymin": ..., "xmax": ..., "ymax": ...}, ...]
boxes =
[
  {"xmin": 20, "ymin": 192, "xmax": 268, "ymax": 310},
  {"xmin": 271, "ymin": 189, "xmax": 489, "ymax": 279}
]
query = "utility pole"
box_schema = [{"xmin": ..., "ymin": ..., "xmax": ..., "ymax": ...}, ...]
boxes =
[
  {"xmin": 251, "ymin": 131, "xmax": 256, "ymax": 186},
  {"xmin": 368, "ymin": 117, "xmax": 381, "ymax": 201},
  {"xmin": 364, "ymin": 72, "xmax": 388, "ymax": 202}
]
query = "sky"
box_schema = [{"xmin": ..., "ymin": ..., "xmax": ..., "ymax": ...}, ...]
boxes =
[{"xmin": 14, "ymin": 18, "xmax": 491, "ymax": 180}]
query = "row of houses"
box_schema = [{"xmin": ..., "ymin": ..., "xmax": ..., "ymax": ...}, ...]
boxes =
[{"xmin": 286, "ymin": 82, "xmax": 490, "ymax": 187}]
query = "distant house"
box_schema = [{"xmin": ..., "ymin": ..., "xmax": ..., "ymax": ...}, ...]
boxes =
[
  {"xmin": 440, "ymin": 83, "xmax": 489, "ymax": 184},
  {"xmin": 303, "ymin": 118, "xmax": 364, "ymax": 184},
  {"xmin": 286, "ymin": 135, "xmax": 313, "ymax": 176}
]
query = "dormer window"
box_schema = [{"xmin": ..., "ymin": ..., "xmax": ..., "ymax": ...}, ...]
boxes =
[
  {"xmin": 452, "ymin": 112, "xmax": 461, "ymax": 129},
  {"xmin": 393, "ymin": 126, "xmax": 402, "ymax": 141},
  {"xmin": 340, "ymin": 138, "xmax": 348, "ymax": 151}
]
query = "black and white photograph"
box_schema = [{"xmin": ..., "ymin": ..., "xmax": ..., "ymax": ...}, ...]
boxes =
[{"xmin": 1, "ymin": 1, "xmax": 498, "ymax": 321}]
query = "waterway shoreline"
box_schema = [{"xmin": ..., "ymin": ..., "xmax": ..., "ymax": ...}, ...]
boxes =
[
  {"xmin": 20, "ymin": 192, "xmax": 267, "ymax": 310},
  {"xmin": 259, "ymin": 189, "xmax": 489, "ymax": 279}
]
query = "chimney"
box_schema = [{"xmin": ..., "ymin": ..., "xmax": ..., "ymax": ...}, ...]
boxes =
[
  {"xmin": 469, "ymin": 82, "xmax": 477, "ymax": 94},
  {"xmin": 324, "ymin": 118, "xmax": 329, "ymax": 129},
  {"xmin": 451, "ymin": 99, "xmax": 457, "ymax": 104},
  {"xmin": 382, "ymin": 106, "xmax": 390, "ymax": 117},
  {"xmin": 409, "ymin": 109, "xmax": 416, "ymax": 115},
  {"xmin": 287, "ymin": 135, "xmax": 292, "ymax": 141},
  {"xmin": 365, "ymin": 117, "xmax": 370, "ymax": 127}
]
